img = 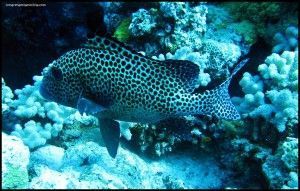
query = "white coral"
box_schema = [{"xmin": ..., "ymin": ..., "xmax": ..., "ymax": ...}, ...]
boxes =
[
  {"xmin": 2, "ymin": 78, "xmax": 14, "ymax": 112},
  {"xmin": 258, "ymin": 51, "xmax": 298, "ymax": 91},
  {"xmin": 10, "ymin": 75, "xmax": 76, "ymax": 149},
  {"xmin": 233, "ymin": 51, "xmax": 298, "ymax": 132}
]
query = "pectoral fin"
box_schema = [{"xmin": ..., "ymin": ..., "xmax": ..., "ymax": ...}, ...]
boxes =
[
  {"xmin": 98, "ymin": 118, "xmax": 120, "ymax": 158},
  {"xmin": 77, "ymin": 98, "xmax": 106, "ymax": 115}
]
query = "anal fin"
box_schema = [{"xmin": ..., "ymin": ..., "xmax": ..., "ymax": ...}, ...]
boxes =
[{"xmin": 98, "ymin": 118, "xmax": 120, "ymax": 158}]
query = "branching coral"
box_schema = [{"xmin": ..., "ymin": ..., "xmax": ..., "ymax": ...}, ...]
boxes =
[
  {"xmin": 258, "ymin": 51, "xmax": 298, "ymax": 91},
  {"xmin": 9, "ymin": 76, "xmax": 76, "ymax": 149},
  {"xmin": 232, "ymin": 51, "xmax": 298, "ymax": 133},
  {"xmin": 2, "ymin": 78, "xmax": 14, "ymax": 113},
  {"xmin": 272, "ymin": 26, "xmax": 298, "ymax": 53}
]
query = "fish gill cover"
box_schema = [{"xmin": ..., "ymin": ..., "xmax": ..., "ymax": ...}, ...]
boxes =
[{"xmin": 1, "ymin": 2, "xmax": 298, "ymax": 189}]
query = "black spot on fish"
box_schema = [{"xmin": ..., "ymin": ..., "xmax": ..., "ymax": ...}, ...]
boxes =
[
  {"xmin": 51, "ymin": 67, "xmax": 63, "ymax": 81},
  {"xmin": 104, "ymin": 39, "xmax": 110, "ymax": 45},
  {"xmin": 111, "ymin": 43, "xmax": 117, "ymax": 49}
]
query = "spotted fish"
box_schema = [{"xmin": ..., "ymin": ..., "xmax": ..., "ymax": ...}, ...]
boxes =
[{"xmin": 39, "ymin": 35, "xmax": 248, "ymax": 158}]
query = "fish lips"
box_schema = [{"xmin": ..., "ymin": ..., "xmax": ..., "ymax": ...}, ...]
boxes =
[{"xmin": 39, "ymin": 82, "xmax": 53, "ymax": 101}]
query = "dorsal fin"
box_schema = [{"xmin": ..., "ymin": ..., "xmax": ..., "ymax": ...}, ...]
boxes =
[
  {"xmin": 82, "ymin": 34, "xmax": 157, "ymax": 62},
  {"xmin": 83, "ymin": 35, "xmax": 201, "ymax": 92},
  {"xmin": 163, "ymin": 59, "xmax": 201, "ymax": 92}
]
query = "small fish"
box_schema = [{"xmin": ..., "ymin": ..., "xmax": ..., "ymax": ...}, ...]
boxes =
[{"xmin": 39, "ymin": 35, "xmax": 248, "ymax": 158}]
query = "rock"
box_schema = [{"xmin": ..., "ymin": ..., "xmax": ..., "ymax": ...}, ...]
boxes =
[
  {"xmin": 2, "ymin": 132, "xmax": 30, "ymax": 189},
  {"xmin": 29, "ymin": 165, "xmax": 72, "ymax": 189},
  {"xmin": 30, "ymin": 145, "xmax": 65, "ymax": 170},
  {"xmin": 58, "ymin": 142, "xmax": 226, "ymax": 189},
  {"xmin": 262, "ymin": 155, "xmax": 289, "ymax": 188}
]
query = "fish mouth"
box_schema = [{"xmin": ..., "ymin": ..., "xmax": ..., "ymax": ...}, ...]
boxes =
[{"xmin": 39, "ymin": 83, "xmax": 52, "ymax": 101}]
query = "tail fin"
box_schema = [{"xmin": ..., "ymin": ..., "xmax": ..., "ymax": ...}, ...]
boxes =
[{"xmin": 198, "ymin": 58, "xmax": 248, "ymax": 120}]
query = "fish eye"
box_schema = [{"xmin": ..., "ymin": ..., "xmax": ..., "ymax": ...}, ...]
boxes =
[{"xmin": 51, "ymin": 67, "xmax": 63, "ymax": 81}]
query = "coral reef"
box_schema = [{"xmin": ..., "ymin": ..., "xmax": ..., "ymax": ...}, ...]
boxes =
[
  {"xmin": 262, "ymin": 153, "xmax": 289, "ymax": 188},
  {"xmin": 229, "ymin": 51, "xmax": 298, "ymax": 189},
  {"xmin": 125, "ymin": 3, "xmax": 245, "ymax": 86},
  {"xmin": 124, "ymin": 2, "xmax": 208, "ymax": 54},
  {"xmin": 221, "ymin": 2, "xmax": 298, "ymax": 49},
  {"xmin": 280, "ymin": 137, "xmax": 298, "ymax": 172},
  {"xmin": 28, "ymin": 141, "xmax": 228, "ymax": 189},
  {"xmin": 2, "ymin": 133, "xmax": 30, "ymax": 189},
  {"xmin": 8, "ymin": 76, "xmax": 76, "ymax": 149},
  {"xmin": 160, "ymin": 2, "xmax": 208, "ymax": 51},
  {"xmin": 149, "ymin": 41, "xmax": 241, "ymax": 86},
  {"xmin": 230, "ymin": 20, "xmax": 257, "ymax": 45},
  {"xmin": 272, "ymin": 26, "xmax": 298, "ymax": 53},
  {"xmin": 155, "ymin": 47, "xmax": 212, "ymax": 86},
  {"xmin": 99, "ymin": 2, "xmax": 125, "ymax": 33},
  {"xmin": 232, "ymin": 51, "xmax": 298, "ymax": 133},
  {"xmin": 4, "ymin": 75, "xmax": 101, "ymax": 149},
  {"xmin": 262, "ymin": 137, "xmax": 298, "ymax": 189},
  {"xmin": 218, "ymin": 136, "xmax": 298, "ymax": 189},
  {"xmin": 129, "ymin": 8, "xmax": 157, "ymax": 37},
  {"xmin": 222, "ymin": 2, "xmax": 281, "ymax": 37},
  {"xmin": 129, "ymin": 118, "xmax": 196, "ymax": 157},
  {"xmin": 2, "ymin": 78, "xmax": 14, "ymax": 113},
  {"xmin": 2, "ymin": 74, "xmax": 133, "ymax": 150},
  {"xmin": 205, "ymin": 4, "xmax": 251, "ymax": 51},
  {"xmin": 201, "ymin": 39, "xmax": 241, "ymax": 70},
  {"xmin": 283, "ymin": 172, "xmax": 298, "ymax": 189}
]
